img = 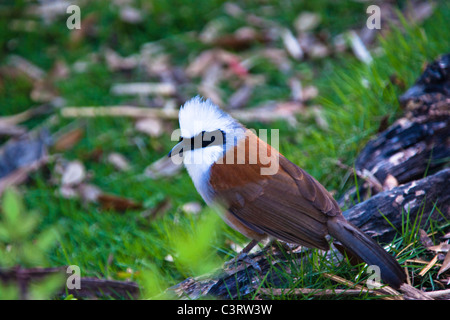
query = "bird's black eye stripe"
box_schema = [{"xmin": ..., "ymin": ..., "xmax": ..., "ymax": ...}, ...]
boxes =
[{"xmin": 187, "ymin": 130, "xmax": 226, "ymax": 150}]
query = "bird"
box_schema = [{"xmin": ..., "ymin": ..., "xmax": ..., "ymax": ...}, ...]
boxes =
[{"xmin": 168, "ymin": 96, "xmax": 406, "ymax": 289}]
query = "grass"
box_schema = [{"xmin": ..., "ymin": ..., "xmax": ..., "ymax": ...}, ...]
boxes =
[{"xmin": 0, "ymin": 0, "xmax": 449, "ymax": 299}]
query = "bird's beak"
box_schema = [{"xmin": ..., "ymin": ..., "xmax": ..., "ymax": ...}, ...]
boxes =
[{"xmin": 168, "ymin": 140, "xmax": 185, "ymax": 158}]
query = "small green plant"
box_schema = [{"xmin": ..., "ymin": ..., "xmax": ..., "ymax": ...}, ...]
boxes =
[{"xmin": 0, "ymin": 188, "xmax": 64, "ymax": 299}]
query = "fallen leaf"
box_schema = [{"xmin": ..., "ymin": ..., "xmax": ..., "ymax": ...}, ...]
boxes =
[
  {"xmin": 104, "ymin": 48, "xmax": 138, "ymax": 72},
  {"xmin": 182, "ymin": 202, "xmax": 202, "ymax": 215},
  {"xmin": 52, "ymin": 128, "xmax": 84, "ymax": 152},
  {"xmin": 301, "ymin": 85, "xmax": 319, "ymax": 101},
  {"xmin": 438, "ymin": 251, "xmax": 450, "ymax": 276},
  {"xmin": 49, "ymin": 59, "xmax": 70, "ymax": 80},
  {"xmin": 419, "ymin": 229, "xmax": 434, "ymax": 248},
  {"xmin": 227, "ymin": 84, "xmax": 253, "ymax": 109},
  {"xmin": 427, "ymin": 243, "xmax": 450, "ymax": 253},
  {"xmin": 280, "ymin": 28, "xmax": 303, "ymax": 60},
  {"xmin": 135, "ymin": 117, "xmax": 164, "ymax": 137},
  {"xmin": 77, "ymin": 183, "xmax": 102, "ymax": 204},
  {"xmin": 107, "ymin": 152, "xmax": 131, "ymax": 172},
  {"xmin": 144, "ymin": 156, "xmax": 182, "ymax": 179},
  {"xmin": 289, "ymin": 77, "xmax": 302, "ymax": 102},
  {"xmin": 7, "ymin": 55, "xmax": 46, "ymax": 81},
  {"xmin": 347, "ymin": 30, "xmax": 372, "ymax": 65},
  {"xmin": 30, "ymin": 80, "xmax": 59, "ymax": 102},
  {"xmin": 119, "ymin": 6, "xmax": 144, "ymax": 24},
  {"xmin": 307, "ymin": 41, "xmax": 330, "ymax": 59},
  {"xmin": 383, "ymin": 174, "xmax": 398, "ymax": 191},
  {"xmin": 61, "ymin": 160, "xmax": 86, "ymax": 186},
  {"xmin": 294, "ymin": 12, "xmax": 321, "ymax": 33},
  {"xmin": 98, "ymin": 193, "xmax": 142, "ymax": 212}
]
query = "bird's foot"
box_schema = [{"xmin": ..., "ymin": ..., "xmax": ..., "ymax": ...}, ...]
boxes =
[
  {"xmin": 224, "ymin": 252, "xmax": 262, "ymax": 272},
  {"xmin": 224, "ymin": 239, "xmax": 262, "ymax": 272}
]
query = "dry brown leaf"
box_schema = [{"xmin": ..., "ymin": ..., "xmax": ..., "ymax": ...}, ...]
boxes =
[
  {"xmin": 260, "ymin": 48, "xmax": 291, "ymax": 72},
  {"xmin": 119, "ymin": 6, "xmax": 144, "ymax": 24},
  {"xmin": 144, "ymin": 156, "xmax": 183, "ymax": 179},
  {"xmin": 227, "ymin": 84, "xmax": 253, "ymax": 110},
  {"xmin": 7, "ymin": 55, "xmax": 46, "ymax": 81},
  {"xmin": 438, "ymin": 251, "xmax": 450, "ymax": 276},
  {"xmin": 383, "ymin": 174, "xmax": 399, "ymax": 191},
  {"xmin": 61, "ymin": 160, "xmax": 86, "ymax": 186},
  {"xmin": 182, "ymin": 202, "xmax": 202, "ymax": 215},
  {"xmin": 307, "ymin": 42, "xmax": 330, "ymax": 59},
  {"xmin": 288, "ymin": 77, "xmax": 302, "ymax": 102},
  {"xmin": 107, "ymin": 152, "xmax": 131, "ymax": 172},
  {"xmin": 419, "ymin": 229, "xmax": 434, "ymax": 248},
  {"xmin": 98, "ymin": 193, "xmax": 142, "ymax": 212},
  {"xmin": 294, "ymin": 12, "xmax": 321, "ymax": 33},
  {"xmin": 213, "ymin": 27, "xmax": 262, "ymax": 50},
  {"xmin": 301, "ymin": 85, "xmax": 319, "ymax": 101},
  {"xmin": 428, "ymin": 243, "xmax": 450, "ymax": 253},
  {"xmin": 280, "ymin": 28, "xmax": 303, "ymax": 60},
  {"xmin": 52, "ymin": 128, "xmax": 84, "ymax": 152},
  {"xmin": 104, "ymin": 48, "xmax": 138, "ymax": 72},
  {"xmin": 347, "ymin": 30, "xmax": 372, "ymax": 65},
  {"xmin": 30, "ymin": 80, "xmax": 59, "ymax": 102},
  {"xmin": 49, "ymin": 59, "xmax": 70, "ymax": 80},
  {"xmin": 135, "ymin": 117, "xmax": 164, "ymax": 137},
  {"xmin": 77, "ymin": 183, "xmax": 102, "ymax": 204}
]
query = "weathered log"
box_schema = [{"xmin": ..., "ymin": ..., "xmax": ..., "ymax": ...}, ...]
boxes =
[
  {"xmin": 343, "ymin": 168, "xmax": 450, "ymax": 243},
  {"xmin": 340, "ymin": 53, "xmax": 449, "ymax": 207}
]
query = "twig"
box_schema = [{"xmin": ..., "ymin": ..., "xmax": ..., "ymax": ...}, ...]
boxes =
[
  {"xmin": 322, "ymin": 273, "xmax": 402, "ymax": 300},
  {"xmin": 60, "ymin": 106, "xmax": 179, "ymax": 120},
  {"xmin": 426, "ymin": 288, "xmax": 450, "ymax": 299},
  {"xmin": 418, "ymin": 255, "xmax": 439, "ymax": 277},
  {"xmin": 0, "ymin": 104, "xmax": 53, "ymax": 126},
  {"xmin": 258, "ymin": 287, "xmax": 379, "ymax": 298}
]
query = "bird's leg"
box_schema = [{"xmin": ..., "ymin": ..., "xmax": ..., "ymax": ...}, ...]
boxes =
[{"xmin": 224, "ymin": 239, "xmax": 261, "ymax": 271}]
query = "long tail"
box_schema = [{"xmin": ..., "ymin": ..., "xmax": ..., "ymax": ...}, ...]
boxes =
[{"xmin": 327, "ymin": 216, "xmax": 406, "ymax": 289}]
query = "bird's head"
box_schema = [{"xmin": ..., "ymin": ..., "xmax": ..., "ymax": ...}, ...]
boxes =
[
  {"xmin": 169, "ymin": 96, "xmax": 244, "ymax": 166},
  {"xmin": 168, "ymin": 97, "xmax": 246, "ymax": 202}
]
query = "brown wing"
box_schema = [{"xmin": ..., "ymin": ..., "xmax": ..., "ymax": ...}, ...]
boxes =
[{"xmin": 209, "ymin": 134, "xmax": 341, "ymax": 250}]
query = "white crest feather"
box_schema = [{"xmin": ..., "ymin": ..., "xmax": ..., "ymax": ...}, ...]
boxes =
[{"xmin": 179, "ymin": 96, "xmax": 240, "ymax": 138}]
